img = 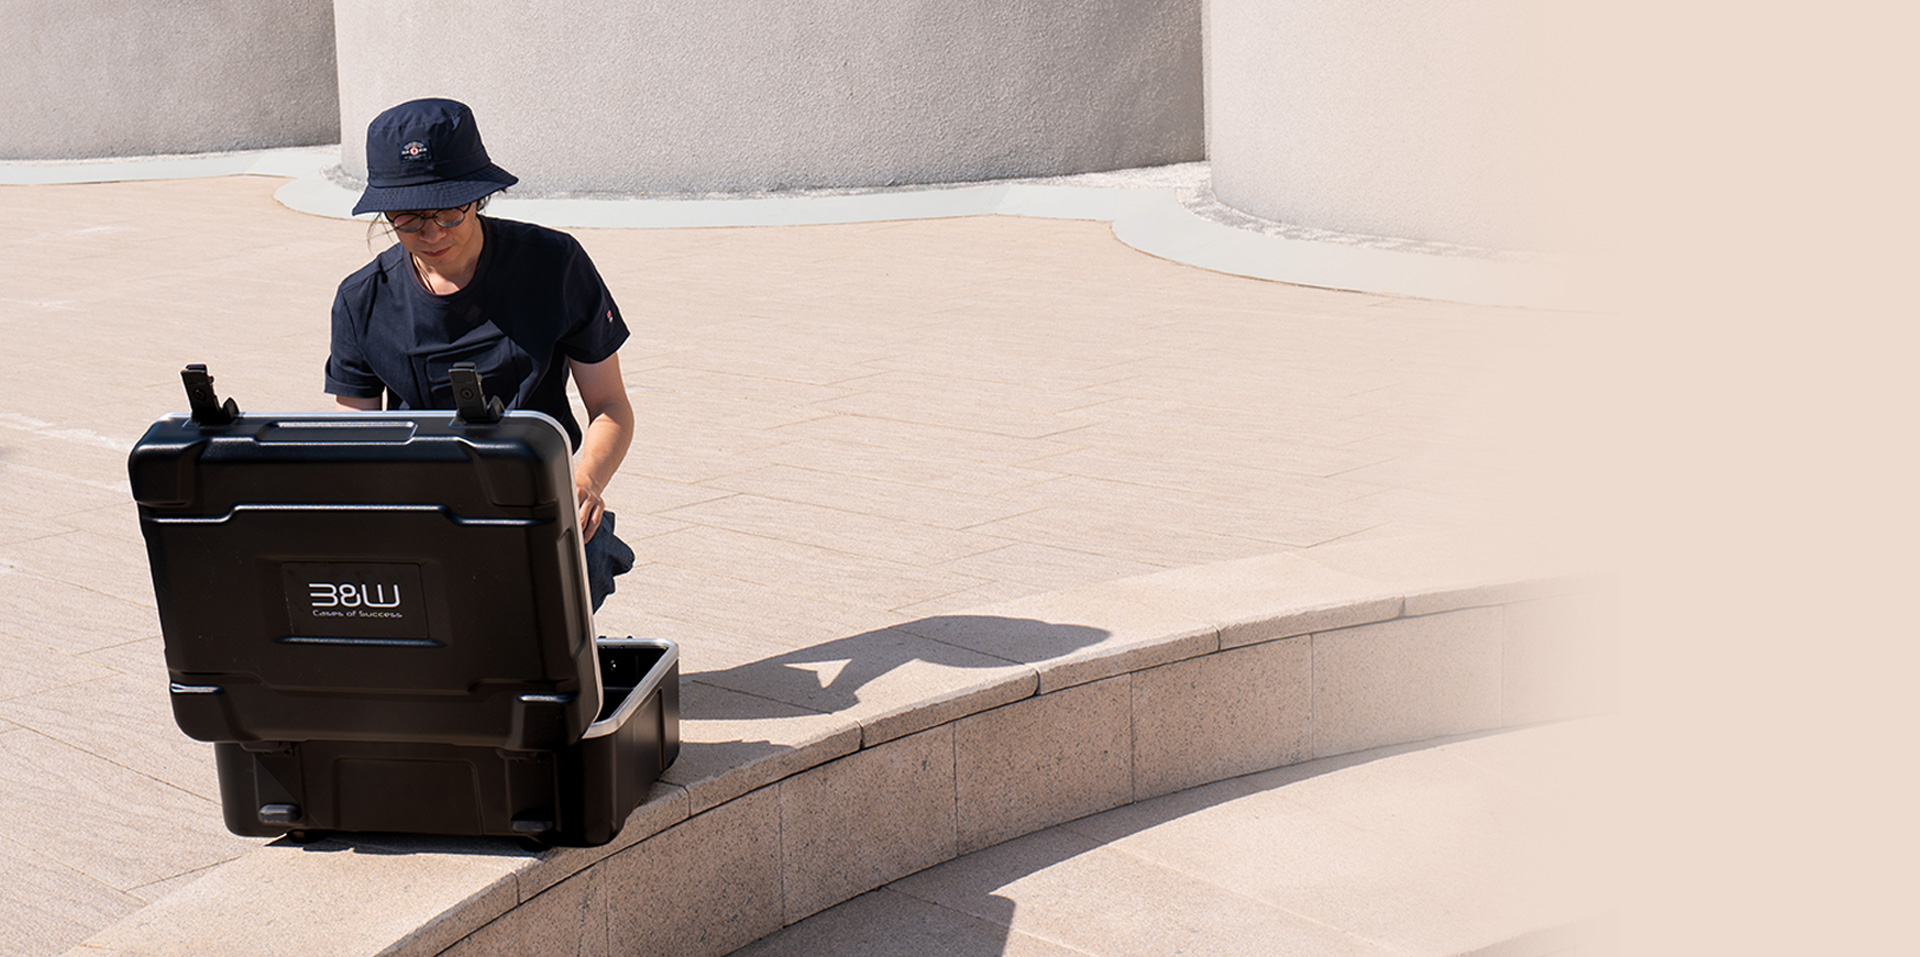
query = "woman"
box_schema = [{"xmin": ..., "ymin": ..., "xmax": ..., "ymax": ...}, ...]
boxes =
[{"xmin": 324, "ymin": 98, "xmax": 635, "ymax": 609}]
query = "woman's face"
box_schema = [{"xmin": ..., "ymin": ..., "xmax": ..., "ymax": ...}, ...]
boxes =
[{"xmin": 390, "ymin": 202, "xmax": 482, "ymax": 270}]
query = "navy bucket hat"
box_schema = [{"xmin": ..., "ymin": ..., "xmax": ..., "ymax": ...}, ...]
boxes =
[{"xmin": 352, "ymin": 98, "xmax": 519, "ymax": 215}]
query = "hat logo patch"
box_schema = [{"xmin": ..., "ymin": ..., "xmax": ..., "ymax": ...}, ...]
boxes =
[{"xmin": 399, "ymin": 140, "xmax": 432, "ymax": 163}]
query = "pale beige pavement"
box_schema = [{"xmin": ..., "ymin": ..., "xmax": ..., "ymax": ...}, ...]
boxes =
[{"xmin": 0, "ymin": 175, "xmax": 1602, "ymax": 956}]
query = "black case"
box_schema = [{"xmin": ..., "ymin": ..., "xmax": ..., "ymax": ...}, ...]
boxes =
[{"xmin": 130, "ymin": 401, "xmax": 678, "ymax": 846}]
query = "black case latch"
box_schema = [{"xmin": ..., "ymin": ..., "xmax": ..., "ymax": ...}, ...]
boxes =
[
  {"xmin": 449, "ymin": 362, "xmax": 504, "ymax": 424},
  {"xmin": 180, "ymin": 364, "xmax": 239, "ymax": 427}
]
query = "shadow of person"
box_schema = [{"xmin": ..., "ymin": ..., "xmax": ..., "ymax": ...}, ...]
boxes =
[{"xmin": 684, "ymin": 615, "xmax": 1111, "ymax": 721}]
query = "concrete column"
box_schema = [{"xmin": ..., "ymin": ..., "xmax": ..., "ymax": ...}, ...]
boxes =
[
  {"xmin": 331, "ymin": 0, "xmax": 1203, "ymax": 194},
  {"xmin": 1206, "ymin": 0, "xmax": 1572, "ymax": 251},
  {"xmin": 0, "ymin": 0, "xmax": 339, "ymax": 160}
]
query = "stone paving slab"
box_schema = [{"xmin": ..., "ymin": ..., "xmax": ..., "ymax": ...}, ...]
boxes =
[
  {"xmin": 0, "ymin": 831, "xmax": 146, "ymax": 955},
  {"xmin": 660, "ymin": 680, "xmax": 862, "ymax": 815},
  {"xmin": 736, "ymin": 719, "xmax": 1618, "ymax": 957},
  {"xmin": 0, "ymin": 727, "xmax": 257, "ymax": 897},
  {"xmin": 0, "ymin": 670, "xmax": 223, "ymax": 802},
  {"xmin": 0, "ymin": 173, "xmax": 1583, "ymax": 957}
]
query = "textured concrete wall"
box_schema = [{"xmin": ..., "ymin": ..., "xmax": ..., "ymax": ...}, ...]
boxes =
[
  {"xmin": 0, "ymin": 0, "xmax": 339, "ymax": 160},
  {"xmin": 332, "ymin": 0, "xmax": 1203, "ymax": 194},
  {"xmin": 1206, "ymin": 0, "xmax": 1563, "ymax": 251}
]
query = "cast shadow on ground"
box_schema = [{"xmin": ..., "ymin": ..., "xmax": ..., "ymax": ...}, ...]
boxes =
[
  {"xmin": 683, "ymin": 614, "xmax": 1111, "ymax": 721},
  {"xmin": 278, "ymin": 616, "xmax": 1107, "ymax": 858}
]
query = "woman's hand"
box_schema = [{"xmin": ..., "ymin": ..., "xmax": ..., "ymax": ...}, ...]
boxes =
[{"xmin": 576, "ymin": 477, "xmax": 607, "ymax": 542}]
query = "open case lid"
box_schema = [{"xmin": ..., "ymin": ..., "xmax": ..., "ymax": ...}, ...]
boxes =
[{"xmin": 128, "ymin": 364, "xmax": 604, "ymax": 750}]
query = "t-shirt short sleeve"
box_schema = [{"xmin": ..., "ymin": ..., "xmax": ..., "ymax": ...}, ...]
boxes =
[
  {"xmin": 316, "ymin": 221, "xmax": 628, "ymax": 448},
  {"xmin": 554, "ymin": 237, "xmax": 629, "ymax": 365},
  {"xmin": 325, "ymin": 268, "xmax": 388, "ymax": 399}
]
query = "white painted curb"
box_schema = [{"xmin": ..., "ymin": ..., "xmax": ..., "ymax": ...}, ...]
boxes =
[{"xmin": 7, "ymin": 146, "xmax": 1578, "ymax": 309}]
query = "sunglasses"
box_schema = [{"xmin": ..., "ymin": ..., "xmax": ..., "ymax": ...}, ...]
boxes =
[{"xmin": 383, "ymin": 203, "xmax": 475, "ymax": 233}]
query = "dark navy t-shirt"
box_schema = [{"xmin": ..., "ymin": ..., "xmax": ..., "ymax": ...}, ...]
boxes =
[{"xmin": 325, "ymin": 216, "xmax": 629, "ymax": 450}]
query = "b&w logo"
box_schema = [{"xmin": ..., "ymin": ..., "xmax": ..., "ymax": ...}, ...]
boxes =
[
  {"xmin": 308, "ymin": 581, "xmax": 403, "ymax": 609},
  {"xmin": 284, "ymin": 562, "xmax": 428, "ymax": 639}
]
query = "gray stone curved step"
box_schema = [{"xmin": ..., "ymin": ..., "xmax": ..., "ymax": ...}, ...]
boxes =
[
  {"xmin": 62, "ymin": 530, "xmax": 1613, "ymax": 957},
  {"xmin": 725, "ymin": 718, "xmax": 1619, "ymax": 957}
]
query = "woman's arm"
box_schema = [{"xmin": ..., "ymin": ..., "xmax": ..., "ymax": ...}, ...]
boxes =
[
  {"xmin": 568, "ymin": 352, "xmax": 635, "ymax": 542},
  {"xmin": 334, "ymin": 395, "xmax": 382, "ymax": 412}
]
